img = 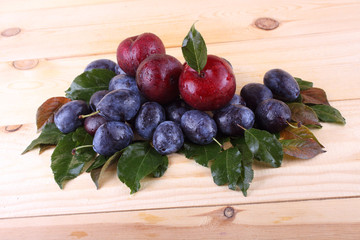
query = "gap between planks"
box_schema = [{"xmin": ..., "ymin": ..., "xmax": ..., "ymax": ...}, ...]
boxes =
[
  {"xmin": 1, "ymin": 195, "xmax": 359, "ymax": 221},
  {"xmin": 19, "ymin": 27, "xmax": 360, "ymax": 62}
]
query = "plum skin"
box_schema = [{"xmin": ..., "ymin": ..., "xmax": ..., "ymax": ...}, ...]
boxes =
[
  {"xmin": 165, "ymin": 100, "xmax": 192, "ymax": 123},
  {"xmin": 134, "ymin": 102, "xmax": 166, "ymax": 140},
  {"xmin": 96, "ymin": 89, "xmax": 141, "ymax": 122},
  {"xmin": 84, "ymin": 114, "xmax": 107, "ymax": 136},
  {"xmin": 54, "ymin": 100, "xmax": 90, "ymax": 134},
  {"xmin": 240, "ymin": 83, "xmax": 273, "ymax": 111},
  {"xmin": 255, "ymin": 99, "xmax": 291, "ymax": 133},
  {"xmin": 117, "ymin": 33, "xmax": 166, "ymax": 76},
  {"xmin": 179, "ymin": 55, "xmax": 236, "ymax": 111},
  {"xmin": 263, "ymin": 69, "xmax": 300, "ymax": 102},
  {"xmin": 214, "ymin": 104, "xmax": 255, "ymax": 136},
  {"xmin": 89, "ymin": 90, "xmax": 109, "ymax": 112},
  {"xmin": 152, "ymin": 121, "xmax": 184, "ymax": 155},
  {"xmin": 92, "ymin": 121, "xmax": 133, "ymax": 156},
  {"xmin": 136, "ymin": 54, "xmax": 183, "ymax": 104},
  {"xmin": 180, "ymin": 110, "xmax": 217, "ymax": 145},
  {"xmin": 84, "ymin": 59, "xmax": 117, "ymax": 72}
]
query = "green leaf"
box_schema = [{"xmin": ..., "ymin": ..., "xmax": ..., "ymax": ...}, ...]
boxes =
[
  {"xmin": 211, "ymin": 148, "xmax": 242, "ymax": 190},
  {"xmin": 151, "ymin": 158, "xmax": 169, "ymax": 178},
  {"xmin": 51, "ymin": 127, "xmax": 96, "ymax": 189},
  {"xmin": 86, "ymin": 155, "xmax": 108, "ymax": 173},
  {"xmin": 117, "ymin": 142, "xmax": 166, "ymax": 194},
  {"xmin": 72, "ymin": 128, "xmax": 96, "ymax": 163},
  {"xmin": 91, "ymin": 151, "xmax": 122, "ymax": 189},
  {"xmin": 287, "ymin": 103, "xmax": 322, "ymax": 128},
  {"xmin": 280, "ymin": 139, "xmax": 325, "ymax": 159},
  {"xmin": 310, "ymin": 104, "xmax": 346, "ymax": 124},
  {"xmin": 181, "ymin": 141, "xmax": 222, "ymax": 167},
  {"xmin": 294, "ymin": 77, "xmax": 313, "ymax": 91},
  {"xmin": 181, "ymin": 23, "xmax": 207, "ymax": 74},
  {"xmin": 39, "ymin": 144, "xmax": 56, "ymax": 154},
  {"xmin": 65, "ymin": 69, "xmax": 116, "ymax": 102},
  {"xmin": 22, "ymin": 123, "xmax": 65, "ymax": 154},
  {"xmin": 231, "ymin": 137, "xmax": 254, "ymax": 196},
  {"xmin": 244, "ymin": 128, "xmax": 283, "ymax": 168}
]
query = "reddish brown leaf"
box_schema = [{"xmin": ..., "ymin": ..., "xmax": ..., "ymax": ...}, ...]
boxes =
[
  {"xmin": 288, "ymin": 103, "xmax": 321, "ymax": 128},
  {"xmin": 280, "ymin": 124, "xmax": 325, "ymax": 159},
  {"xmin": 36, "ymin": 97, "xmax": 71, "ymax": 131},
  {"xmin": 280, "ymin": 125, "xmax": 324, "ymax": 148},
  {"xmin": 301, "ymin": 87, "xmax": 330, "ymax": 105},
  {"xmin": 280, "ymin": 139, "xmax": 325, "ymax": 159}
]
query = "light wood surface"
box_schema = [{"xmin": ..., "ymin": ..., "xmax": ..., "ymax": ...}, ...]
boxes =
[
  {"xmin": 1, "ymin": 0, "xmax": 360, "ymax": 239},
  {"xmin": 1, "ymin": 198, "xmax": 359, "ymax": 240}
]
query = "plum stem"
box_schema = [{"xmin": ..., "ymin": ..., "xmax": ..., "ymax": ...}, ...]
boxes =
[
  {"xmin": 237, "ymin": 124, "xmax": 247, "ymax": 131},
  {"xmin": 79, "ymin": 111, "xmax": 100, "ymax": 119},
  {"xmin": 212, "ymin": 137, "xmax": 224, "ymax": 149},
  {"xmin": 286, "ymin": 121, "xmax": 299, "ymax": 128},
  {"xmin": 72, "ymin": 145, "xmax": 94, "ymax": 155}
]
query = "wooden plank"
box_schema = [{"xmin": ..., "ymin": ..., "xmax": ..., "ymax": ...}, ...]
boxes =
[
  {"xmin": 1, "ymin": 29, "xmax": 360, "ymax": 125},
  {"xmin": 0, "ymin": 0, "xmax": 122, "ymax": 13},
  {"xmin": 1, "ymin": 0, "xmax": 360, "ymax": 61},
  {"xmin": 1, "ymin": 100, "xmax": 358, "ymax": 219},
  {"xmin": 1, "ymin": 198, "xmax": 360, "ymax": 240}
]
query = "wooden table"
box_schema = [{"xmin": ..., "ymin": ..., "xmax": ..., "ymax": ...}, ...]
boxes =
[{"xmin": 1, "ymin": 0, "xmax": 360, "ymax": 239}]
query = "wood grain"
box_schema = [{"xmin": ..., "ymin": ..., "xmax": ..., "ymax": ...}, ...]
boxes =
[
  {"xmin": 1, "ymin": 0, "xmax": 360, "ymax": 237},
  {"xmin": 1, "ymin": 0, "xmax": 360, "ymax": 61},
  {"xmin": 1, "ymin": 198, "xmax": 360, "ymax": 240},
  {"xmin": 1, "ymin": 100, "xmax": 359, "ymax": 219}
]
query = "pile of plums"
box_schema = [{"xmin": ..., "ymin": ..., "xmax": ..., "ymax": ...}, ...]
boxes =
[{"xmin": 54, "ymin": 33, "xmax": 299, "ymax": 156}]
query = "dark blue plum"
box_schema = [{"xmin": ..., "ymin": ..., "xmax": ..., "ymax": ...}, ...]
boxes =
[
  {"xmin": 89, "ymin": 90, "xmax": 109, "ymax": 111},
  {"xmin": 255, "ymin": 99, "xmax": 291, "ymax": 133},
  {"xmin": 165, "ymin": 100, "xmax": 192, "ymax": 123},
  {"xmin": 84, "ymin": 114, "xmax": 107, "ymax": 136},
  {"xmin": 108, "ymin": 74, "xmax": 146, "ymax": 104},
  {"xmin": 134, "ymin": 102, "xmax": 166, "ymax": 140},
  {"xmin": 240, "ymin": 83, "xmax": 273, "ymax": 111},
  {"xmin": 84, "ymin": 59, "xmax": 117, "ymax": 72},
  {"xmin": 115, "ymin": 65, "xmax": 126, "ymax": 75},
  {"xmin": 152, "ymin": 121, "xmax": 184, "ymax": 155},
  {"xmin": 263, "ymin": 69, "xmax": 300, "ymax": 102},
  {"xmin": 214, "ymin": 104, "xmax": 255, "ymax": 136},
  {"xmin": 93, "ymin": 121, "xmax": 133, "ymax": 156},
  {"xmin": 96, "ymin": 89, "xmax": 141, "ymax": 122},
  {"xmin": 180, "ymin": 110, "xmax": 217, "ymax": 145},
  {"xmin": 54, "ymin": 100, "xmax": 90, "ymax": 133},
  {"xmin": 109, "ymin": 74, "xmax": 137, "ymax": 92},
  {"xmin": 213, "ymin": 94, "xmax": 246, "ymax": 115},
  {"xmin": 228, "ymin": 94, "xmax": 246, "ymax": 106}
]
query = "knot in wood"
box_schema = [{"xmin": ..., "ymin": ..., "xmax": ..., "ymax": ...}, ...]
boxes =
[
  {"xmin": 5, "ymin": 124, "xmax": 23, "ymax": 132},
  {"xmin": 254, "ymin": 17, "xmax": 279, "ymax": 30},
  {"xmin": 12, "ymin": 59, "xmax": 39, "ymax": 70},
  {"xmin": 223, "ymin": 206, "xmax": 235, "ymax": 218},
  {"xmin": 1, "ymin": 27, "xmax": 21, "ymax": 37}
]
